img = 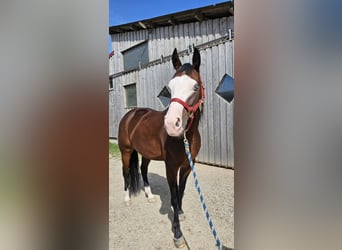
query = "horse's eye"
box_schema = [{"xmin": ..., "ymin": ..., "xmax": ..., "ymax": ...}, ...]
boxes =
[{"xmin": 193, "ymin": 83, "xmax": 199, "ymax": 91}]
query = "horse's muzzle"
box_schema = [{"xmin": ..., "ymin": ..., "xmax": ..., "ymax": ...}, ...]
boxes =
[{"xmin": 164, "ymin": 115, "xmax": 184, "ymax": 137}]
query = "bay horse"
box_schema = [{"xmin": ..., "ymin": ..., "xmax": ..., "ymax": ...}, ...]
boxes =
[{"xmin": 118, "ymin": 47, "xmax": 204, "ymax": 248}]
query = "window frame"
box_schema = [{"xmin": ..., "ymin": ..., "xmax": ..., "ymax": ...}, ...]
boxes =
[
  {"xmin": 123, "ymin": 83, "xmax": 137, "ymax": 108},
  {"xmin": 121, "ymin": 40, "xmax": 149, "ymax": 72}
]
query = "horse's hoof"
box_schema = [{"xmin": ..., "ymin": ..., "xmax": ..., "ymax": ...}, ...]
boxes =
[
  {"xmin": 174, "ymin": 236, "xmax": 186, "ymax": 248},
  {"xmin": 147, "ymin": 197, "xmax": 156, "ymax": 203},
  {"xmin": 144, "ymin": 187, "xmax": 156, "ymax": 203},
  {"xmin": 124, "ymin": 200, "xmax": 131, "ymax": 206},
  {"xmin": 178, "ymin": 212, "xmax": 185, "ymax": 221}
]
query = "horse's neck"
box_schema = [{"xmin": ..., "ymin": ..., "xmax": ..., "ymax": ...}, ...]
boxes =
[{"xmin": 186, "ymin": 109, "xmax": 201, "ymax": 139}]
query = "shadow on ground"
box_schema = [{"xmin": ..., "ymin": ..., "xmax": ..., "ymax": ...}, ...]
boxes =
[
  {"xmin": 146, "ymin": 172, "xmax": 171, "ymax": 215},
  {"xmin": 133, "ymin": 171, "xmax": 234, "ymax": 250}
]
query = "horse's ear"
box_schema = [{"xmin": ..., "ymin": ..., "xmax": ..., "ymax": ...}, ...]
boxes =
[
  {"xmin": 192, "ymin": 47, "xmax": 201, "ymax": 71},
  {"xmin": 172, "ymin": 48, "xmax": 182, "ymax": 71}
]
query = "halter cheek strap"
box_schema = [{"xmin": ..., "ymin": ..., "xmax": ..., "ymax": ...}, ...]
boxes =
[{"xmin": 169, "ymin": 85, "xmax": 205, "ymax": 131}]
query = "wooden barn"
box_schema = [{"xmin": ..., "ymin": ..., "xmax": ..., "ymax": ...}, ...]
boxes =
[{"xmin": 109, "ymin": 1, "xmax": 234, "ymax": 168}]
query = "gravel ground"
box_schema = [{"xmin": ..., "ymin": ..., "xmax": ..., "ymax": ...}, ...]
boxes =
[{"xmin": 109, "ymin": 156, "xmax": 234, "ymax": 250}]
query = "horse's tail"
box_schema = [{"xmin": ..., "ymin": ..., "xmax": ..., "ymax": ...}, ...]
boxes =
[{"xmin": 129, "ymin": 150, "xmax": 140, "ymax": 195}]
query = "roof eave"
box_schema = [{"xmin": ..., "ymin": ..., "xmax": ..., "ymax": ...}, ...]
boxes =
[{"xmin": 109, "ymin": 1, "xmax": 234, "ymax": 35}]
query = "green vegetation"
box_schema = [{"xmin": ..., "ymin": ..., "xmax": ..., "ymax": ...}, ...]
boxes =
[{"xmin": 109, "ymin": 141, "xmax": 120, "ymax": 157}]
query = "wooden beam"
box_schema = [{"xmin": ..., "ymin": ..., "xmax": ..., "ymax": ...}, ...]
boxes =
[
  {"xmin": 129, "ymin": 25, "xmax": 138, "ymax": 31},
  {"xmin": 229, "ymin": 6, "xmax": 234, "ymax": 15},
  {"xmin": 167, "ymin": 17, "xmax": 177, "ymax": 25},
  {"xmin": 138, "ymin": 21, "xmax": 147, "ymax": 29},
  {"xmin": 194, "ymin": 12, "xmax": 205, "ymax": 21},
  {"xmin": 146, "ymin": 21, "xmax": 155, "ymax": 29}
]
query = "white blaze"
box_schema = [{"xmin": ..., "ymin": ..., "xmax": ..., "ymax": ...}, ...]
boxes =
[{"xmin": 164, "ymin": 75, "xmax": 197, "ymax": 137}]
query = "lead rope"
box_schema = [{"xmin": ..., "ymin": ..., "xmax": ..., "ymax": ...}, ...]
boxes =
[{"xmin": 183, "ymin": 132, "xmax": 223, "ymax": 250}]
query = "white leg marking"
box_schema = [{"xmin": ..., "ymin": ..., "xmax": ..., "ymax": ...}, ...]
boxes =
[
  {"xmin": 144, "ymin": 186, "xmax": 156, "ymax": 203},
  {"xmin": 124, "ymin": 190, "xmax": 130, "ymax": 204}
]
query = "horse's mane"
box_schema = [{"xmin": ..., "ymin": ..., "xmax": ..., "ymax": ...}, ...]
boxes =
[{"xmin": 176, "ymin": 63, "xmax": 194, "ymax": 75}]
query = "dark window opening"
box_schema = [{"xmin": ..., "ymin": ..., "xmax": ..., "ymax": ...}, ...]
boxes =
[
  {"xmin": 157, "ymin": 85, "xmax": 171, "ymax": 108},
  {"xmin": 124, "ymin": 83, "xmax": 137, "ymax": 108},
  {"xmin": 109, "ymin": 78, "xmax": 113, "ymax": 89},
  {"xmin": 122, "ymin": 41, "xmax": 149, "ymax": 71}
]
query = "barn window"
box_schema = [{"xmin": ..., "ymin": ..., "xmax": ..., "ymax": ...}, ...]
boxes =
[
  {"xmin": 122, "ymin": 41, "xmax": 149, "ymax": 71},
  {"xmin": 124, "ymin": 83, "xmax": 137, "ymax": 108}
]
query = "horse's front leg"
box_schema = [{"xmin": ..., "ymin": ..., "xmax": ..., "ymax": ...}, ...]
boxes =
[
  {"xmin": 166, "ymin": 167, "xmax": 185, "ymax": 248},
  {"xmin": 178, "ymin": 166, "xmax": 191, "ymax": 221}
]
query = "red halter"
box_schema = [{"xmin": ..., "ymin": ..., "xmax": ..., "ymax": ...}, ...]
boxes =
[{"xmin": 169, "ymin": 84, "xmax": 205, "ymax": 131}]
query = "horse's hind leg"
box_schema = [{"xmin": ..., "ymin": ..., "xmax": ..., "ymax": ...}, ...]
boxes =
[
  {"xmin": 141, "ymin": 157, "xmax": 156, "ymax": 203},
  {"xmin": 121, "ymin": 150, "xmax": 131, "ymax": 204},
  {"xmin": 121, "ymin": 149, "xmax": 141, "ymax": 204}
]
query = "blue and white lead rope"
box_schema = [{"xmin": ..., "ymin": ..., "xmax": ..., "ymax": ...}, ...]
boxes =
[{"xmin": 183, "ymin": 133, "xmax": 223, "ymax": 250}]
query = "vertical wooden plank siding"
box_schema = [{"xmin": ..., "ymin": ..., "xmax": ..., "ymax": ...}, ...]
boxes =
[
  {"xmin": 227, "ymin": 40, "xmax": 234, "ymax": 167},
  {"xmin": 207, "ymin": 45, "xmax": 215, "ymax": 164},
  {"xmin": 218, "ymin": 43, "xmax": 228, "ymax": 166},
  {"xmin": 194, "ymin": 21, "xmax": 201, "ymax": 45},
  {"xmin": 210, "ymin": 45, "xmax": 219, "ymax": 165},
  {"xmin": 197, "ymin": 49, "xmax": 208, "ymax": 164},
  {"xmin": 109, "ymin": 17, "xmax": 234, "ymax": 167},
  {"xmin": 111, "ymin": 17, "xmax": 233, "ymax": 73}
]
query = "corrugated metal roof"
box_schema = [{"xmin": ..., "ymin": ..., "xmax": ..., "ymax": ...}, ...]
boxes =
[{"xmin": 109, "ymin": 1, "xmax": 234, "ymax": 34}]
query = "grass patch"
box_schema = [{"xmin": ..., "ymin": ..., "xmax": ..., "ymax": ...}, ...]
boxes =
[{"xmin": 109, "ymin": 141, "xmax": 120, "ymax": 157}]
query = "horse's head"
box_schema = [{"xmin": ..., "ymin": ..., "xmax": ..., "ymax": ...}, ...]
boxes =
[{"xmin": 164, "ymin": 47, "xmax": 204, "ymax": 137}]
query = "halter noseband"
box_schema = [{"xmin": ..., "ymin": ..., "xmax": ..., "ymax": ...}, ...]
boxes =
[{"xmin": 169, "ymin": 84, "xmax": 205, "ymax": 131}]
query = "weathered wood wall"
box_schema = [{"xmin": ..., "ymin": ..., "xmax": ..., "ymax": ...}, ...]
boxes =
[
  {"xmin": 109, "ymin": 16, "xmax": 234, "ymax": 167},
  {"xmin": 110, "ymin": 17, "xmax": 233, "ymax": 74}
]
